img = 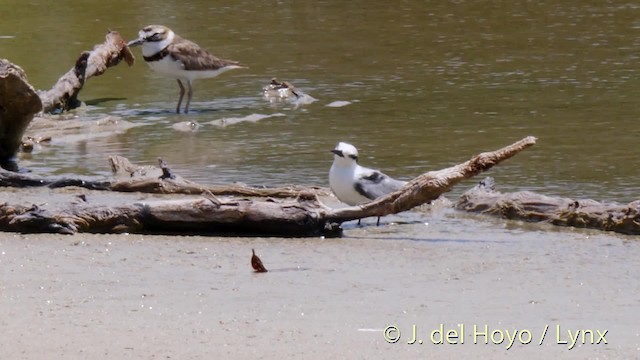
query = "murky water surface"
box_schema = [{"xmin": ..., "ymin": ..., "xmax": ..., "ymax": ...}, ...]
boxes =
[{"xmin": 1, "ymin": 0, "xmax": 638, "ymax": 202}]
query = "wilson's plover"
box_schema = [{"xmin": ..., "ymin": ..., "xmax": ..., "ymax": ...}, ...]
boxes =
[{"xmin": 128, "ymin": 25, "xmax": 245, "ymax": 114}]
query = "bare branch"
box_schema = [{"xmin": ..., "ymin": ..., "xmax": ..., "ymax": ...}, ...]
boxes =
[{"xmin": 39, "ymin": 31, "xmax": 135, "ymax": 113}]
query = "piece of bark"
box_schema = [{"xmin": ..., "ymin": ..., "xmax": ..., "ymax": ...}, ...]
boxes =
[
  {"xmin": 20, "ymin": 135, "xmax": 51, "ymax": 153},
  {"xmin": 39, "ymin": 30, "xmax": 135, "ymax": 113},
  {"xmin": 456, "ymin": 177, "xmax": 640, "ymax": 235},
  {"xmin": 0, "ymin": 60, "xmax": 43, "ymax": 170},
  {"xmin": 0, "ymin": 137, "xmax": 536, "ymax": 236},
  {"xmin": 107, "ymin": 155, "xmax": 328, "ymax": 198}
]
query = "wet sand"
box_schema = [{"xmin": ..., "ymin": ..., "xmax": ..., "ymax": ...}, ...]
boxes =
[{"xmin": 1, "ymin": 211, "xmax": 638, "ymax": 359}]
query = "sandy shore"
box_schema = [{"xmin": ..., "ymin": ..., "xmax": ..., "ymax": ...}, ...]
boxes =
[{"xmin": 1, "ymin": 213, "xmax": 639, "ymax": 359}]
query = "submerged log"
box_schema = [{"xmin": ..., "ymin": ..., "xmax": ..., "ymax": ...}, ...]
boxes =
[
  {"xmin": 39, "ymin": 31, "xmax": 134, "ymax": 113},
  {"xmin": 0, "ymin": 137, "xmax": 536, "ymax": 236},
  {"xmin": 456, "ymin": 177, "xmax": 640, "ymax": 235},
  {"xmin": 0, "ymin": 60, "xmax": 43, "ymax": 171}
]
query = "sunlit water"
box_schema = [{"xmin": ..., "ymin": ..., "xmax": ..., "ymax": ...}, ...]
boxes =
[{"xmin": 1, "ymin": 0, "xmax": 638, "ymax": 203}]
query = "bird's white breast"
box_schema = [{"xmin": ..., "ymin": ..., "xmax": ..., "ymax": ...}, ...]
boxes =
[
  {"xmin": 145, "ymin": 56, "xmax": 184, "ymax": 77},
  {"xmin": 329, "ymin": 163, "xmax": 371, "ymax": 206}
]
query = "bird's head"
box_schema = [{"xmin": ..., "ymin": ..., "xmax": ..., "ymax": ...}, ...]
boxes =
[
  {"xmin": 127, "ymin": 25, "xmax": 174, "ymax": 53},
  {"xmin": 331, "ymin": 142, "xmax": 359, "ymax": 165}
]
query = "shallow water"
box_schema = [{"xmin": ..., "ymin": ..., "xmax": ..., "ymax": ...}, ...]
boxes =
[{"xmin": 1, "ymin": 0, "xmax": 638, "ymax": 202}]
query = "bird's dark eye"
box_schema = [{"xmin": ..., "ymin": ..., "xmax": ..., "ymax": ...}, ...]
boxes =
[
  {"xmin": 148, "ymin": 32, "xmax": 163, "ymax": 41},
  {"xmin": 349, "ymin": 154, "xmax": 358, "ymax": 161}
]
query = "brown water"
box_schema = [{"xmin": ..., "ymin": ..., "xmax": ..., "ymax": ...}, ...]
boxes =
[{"xmin": 1, "ymin": 0, "xmax": 638, "ymax": 201}]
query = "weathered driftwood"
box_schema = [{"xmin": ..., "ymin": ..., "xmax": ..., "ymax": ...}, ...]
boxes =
[
  {"xmin": 0, "ymin": 170, "xmax": 113, "ymax": 190},
  {"xmin": 0, "ymin": 31, "xmax": 133, "ymax": 171},
  {"xmin": 0, "ymin": 196, "xmax": 329, "ymax": 236},
  {"xmin": 0, "ymin": 155, "xmax": 329, "ymax": 198},
  {"xmin": 0, "ymin": 60, "xmax": 43, "ymax": 171},
  {"xmin": 456, "ymin": 177, "xmax": 640, "ymax": 235},
  {"xmin": 0, "ymin": 137, "xmax": 536, "ymax": 236},
  {"xmin": 108, "ymin": 156, "xmax": 327, "ymax": 198},
  {"xmin": 39, "ymin": 31, "xmax": 134, "ymax": 113}
]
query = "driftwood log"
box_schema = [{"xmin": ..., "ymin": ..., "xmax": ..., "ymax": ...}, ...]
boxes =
[
  {"xmin": 108, "ymin": 156, "xmax": 328, "ymax": 198},
  {"xmin": 0, "ymin": 60, "xmax": 43, "ymax": 171},
  {"xmin": 0, "ymin": 137, "xmax": 536, "ymax": 237},
  {"xmin": 0, "ymin": 155, "xmax": 328, "ymax": 198},
  {"xmin": 456, "ymin": 177, "xmax": 640, "ymax": 235},
  {"xmin": 39, "ymin": 31, "xmax": 134, "ymax": 113},
  {"xmin": 0, "ymin": 31, "xmax": 133, "ymax": 171}
]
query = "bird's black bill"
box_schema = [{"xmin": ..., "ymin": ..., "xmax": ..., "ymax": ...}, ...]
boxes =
[
  {"xmin": 127, "ymin": 38, "xmax": 143, "ymax": 47},
  {"xmin": 331, "ymin": 149, "xmax": 343, "ymax": 157}
]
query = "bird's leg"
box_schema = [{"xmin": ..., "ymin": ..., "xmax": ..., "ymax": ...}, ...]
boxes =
[
  {"xmin": 357, "ymin": 219, "xmax": 361, "ymax": 226},
  {"xmin": 176, "ymin": 79, "xmax": 185, "ymax": 114},
  {"xmin": 376, "ymin": 216, "xmax": 381, "ymax": 226},
  {"xmin": 184, "ymin": 80, "xmax": 194, "ymax": 114}
]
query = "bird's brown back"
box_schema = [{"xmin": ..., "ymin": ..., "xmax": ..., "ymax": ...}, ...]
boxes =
[{"xmin": 168, "ymin": 35, "xmax": 243, "ymax": 71}]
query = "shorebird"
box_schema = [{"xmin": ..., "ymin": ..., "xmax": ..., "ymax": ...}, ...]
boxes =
[
  {"xmin": 329, "ymin": 142, "xmax": 407, "ymax": 225},
  {"xmin": 263, "ymin": 78, "xmax": 300, "ymax": 98},
  {"xmin": 127, "ymin": 25, "xmax": 244, "ymax": 114},
  {"xmin": 251, "ymin": 249, "xmax": 268, "ymax": 273}
]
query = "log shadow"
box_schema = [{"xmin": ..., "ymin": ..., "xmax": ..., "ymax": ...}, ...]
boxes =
[
  {"xmin": 345, "ymin": 235, "xmax": 511, "ymax": 244},
  {"xmin": 84, "ymin": 97, "xmax": 128, "ymax": 106},
  {"xmin": 257, "ymin": 267, "xmax": 311, "ymax": 273}
]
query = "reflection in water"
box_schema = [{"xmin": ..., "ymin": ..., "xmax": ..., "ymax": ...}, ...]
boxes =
[{"xmin": 2, "ymin": 0, "xmax": 638, "ymax": 202}]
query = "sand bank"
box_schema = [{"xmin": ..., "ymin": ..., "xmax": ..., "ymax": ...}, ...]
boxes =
[{"xmin": 1, "ymin": 212, "xmax": 638, "ymax": 359}]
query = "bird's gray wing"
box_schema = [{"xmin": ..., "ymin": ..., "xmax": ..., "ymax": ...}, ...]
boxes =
[
  {"xmin": 354, "ymin": 170, "xmax": 406, "ymax": 200},
  {"xmin": 168, "ymin": 36, "xmax": 243, "ymax": 71}
]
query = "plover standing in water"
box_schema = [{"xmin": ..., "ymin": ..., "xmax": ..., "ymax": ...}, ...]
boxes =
[
  {"xmin": 329, "ymin": 142, "xmax": 407, "ymax": 225},
  {"xmin": 128, "ymin": 25, "xmax": 245, "ymax": 114}
]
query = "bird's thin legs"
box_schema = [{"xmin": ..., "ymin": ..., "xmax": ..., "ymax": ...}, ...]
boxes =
[
  {"xmin": 176, "ymin": 79, "xmax": 185, "ymax": 114},
  {"xmin": 356, "ymin": 217, "xmax": 382, "ymax": 226},
  {"xmin": 184, "ymin": 80, "xmax": 194, "ymax": 114}
]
